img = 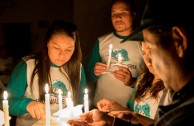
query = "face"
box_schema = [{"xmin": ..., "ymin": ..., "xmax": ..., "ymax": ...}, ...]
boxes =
[
  {"xmin": 143, "ymin": 29, "xmax": 176, "ymax": 89},
  {"xmin": 141, "ymin": 42, "xmax": 155, "ymax": 75},
  {"xmin": 47, "ymin": 34, "xmax": 75, "ymax": 66},
  {"xmin": 111, "ymin": 1, "xmax": 134, "ymax": 35}
]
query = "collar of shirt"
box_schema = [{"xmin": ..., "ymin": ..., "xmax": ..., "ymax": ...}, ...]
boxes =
[{"xmin": 158, "ymin": 78, "xmax": 194, "ymax": 115}]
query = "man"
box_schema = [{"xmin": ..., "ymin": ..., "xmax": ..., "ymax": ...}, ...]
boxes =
[
  {"xmin": 68, "ymin": 0, "xmax": 194, "ymax": 125},
  {"xmin": 86, "ymin": 0, "xmax": 145, "ymax": 108}
]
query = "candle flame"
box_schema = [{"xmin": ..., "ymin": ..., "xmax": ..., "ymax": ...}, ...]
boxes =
[
  {"xmin": 45, "ymin": 84, "xmax": 49, "ymax": 94},
  {"xmin": 3, "ymin": 91, "xmax": 8, "ymax": 100},
  {"xmin": 85, "ymin": 88, "xmax": 88, "ymax": 94}
]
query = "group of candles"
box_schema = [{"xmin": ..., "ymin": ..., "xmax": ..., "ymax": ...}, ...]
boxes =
[
  {"xmin": 107, "ymin": 44, "xmax": 123, "ymax": 67},
  {"xmin": 45, "ymin": 84, "xmax": 89, "ymax": 125},
  {"xmin": 1, "ymin": 85, "xmax": 89, "ymax": 126}
]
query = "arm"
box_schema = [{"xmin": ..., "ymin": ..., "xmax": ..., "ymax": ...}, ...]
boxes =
[
  {"xmin": 85, "ymin": 40, "xmax": 101, "ymax": 81},
  {"xmin": 109, "ymin": 111, "xmax": 155, "ymax": 126},
  {"xmin": 6, "ymin": 59, "xmax": 33, "ymax": 116}
]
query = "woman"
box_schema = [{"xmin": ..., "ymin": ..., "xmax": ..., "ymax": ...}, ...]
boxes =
[
  {"xmin": 7, "ymin": 20, "xmax": 87, "ymax": 126},
  {"xmin": 97, "ymin": 42, "xmax": 171, "ymax": 120}
]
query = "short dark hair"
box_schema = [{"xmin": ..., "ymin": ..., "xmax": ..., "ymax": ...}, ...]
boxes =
[{"xmin": 111, "ymin": 0, "xmax": 136, "ymax": 13}]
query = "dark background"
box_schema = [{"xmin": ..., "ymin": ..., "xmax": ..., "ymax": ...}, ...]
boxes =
[{"xmin": 0, "ymin": 0, "xmax": 146, "ymax": 66}]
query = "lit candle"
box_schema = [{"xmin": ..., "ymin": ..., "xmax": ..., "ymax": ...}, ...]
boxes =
[
  {"xmin": 118, "ymin": 53, "xmax": 123, "ymax": 64},
  {"xmin": 58, "ymin": 89, "xmax": 63, "ymax": 110},
  {"xmin": 84, "ymin": 88, "xmax": 89, "ymax": 112},
  {"xmin": 45, "ymin": 84, "xmax": 50, "ymax": 126},
  {"xmin": 3, "ymin": 91, "xmax": 10, "ymax": 126},
  {"xmin": 66, "ymin": 91, "xmax": 74, "ymax": 109},
  {"xmin": 107, "ymin": 44, "xmax": 112, "ymax": 67}
]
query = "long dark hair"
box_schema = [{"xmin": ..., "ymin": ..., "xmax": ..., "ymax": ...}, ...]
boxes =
[
  {"xmin": 25, "ymin": 20, "xmax": 82, "ymax": 102},
  {"xmin": 134, "ymin": 64, "xmax": 165, "ymax": 102}
]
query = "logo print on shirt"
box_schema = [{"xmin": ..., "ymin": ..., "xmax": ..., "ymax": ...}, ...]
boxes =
[
  {"xmin": 135, "ymin": 103, "xmax": 151, "ymax": 118},
  {"xmin": 112, "ymin": 49, "xmax": 129, "ymax": 62},
  {"xmin": 51, "ymin": 80, "xmax": 68, "ymax": 96},
  {"xmin": 50, "ymin": 80, "xmax": 68, "ymax": 104}
]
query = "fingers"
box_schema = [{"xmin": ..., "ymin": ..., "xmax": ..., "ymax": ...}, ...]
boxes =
[
  {"xmin": 67, "ymin": 119, "xmax": 90, "ymax": 126},
  {"xmin": 26, "ymin": 101, "xmax": 45, "ymax": 120},
  {"xmin": 108, "ymin": 111, "xmax": 133, "ymax": 122},
  {"xmin": 94, "ymin": 62, "xmax": 108, "ymax": 76},
  {"xmin": 97, "ymin": 99, "xmax": 117, "ymax": 112},
  {"xmin": 97, "ymin": 99, "xmax": 108, "ymax": 111},
  {"xmin": 113, "ymin": 67, "xmax": 132, "ymax": 86},
  {"xmin": 80, "ymin": 111, "xmax": 93, "ymax": 121}
]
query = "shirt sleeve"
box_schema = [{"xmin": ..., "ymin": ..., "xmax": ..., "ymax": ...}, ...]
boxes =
[
  {"xmin": 6, "ymin": 59, "xmax": 33, "ymax": 116},
  {"xmin": 126, "ymin": 87, "xmax": 137, "ymax": 111},
  {"xmin": 85, "ymin": 40, "xmax": 101, "ymax": 82}
]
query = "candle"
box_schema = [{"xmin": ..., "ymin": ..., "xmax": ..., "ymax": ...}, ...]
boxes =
[
  {"xmin": 84, "ymin": 88, "xmax": 89, "ymax": 112},
  {"xmin": 3, "ymin": 91, "xmax": 10, "ymax": 126},
  {"xmin": 45, "ymin": 84, "xmax": 50, "ymax": 126},
  {"xmin": 107, "ymin": 44, "xmax": 112, "ymax": 67},
  {"xmin": 58, "ymin": 89, "xmax": 63, "ymax": 110},
  {"xmin": 66, "ymin": 91, "xmax": 74, "ymax": 109},
  {"xmin": 118, "ymin": 53, "xmax": 123, "ymax": 64}
]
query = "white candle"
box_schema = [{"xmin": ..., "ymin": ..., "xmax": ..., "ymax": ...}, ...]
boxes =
[
  {"xmin": 45, "ymin": 84, "xmax": 50, "ymax": 126},
  {"xmin": 58, "ymin": 89, "xmax": 63, "ymax": 110},
  {"xmin": 66, "ymin": 91, "xmax": 74, "ymax": 109},
  {"xmin": 107, "ymin": 44, "xmax": 112, "ymax": 67},
  {"xmin": 3, "ymin": 91, "xmax": 10, "ymax": 126},
  {"xmin": 84, "ymin": 88, "xmax": 89, "ymax": 112},
  {"xmin": 118, "ymin": 53, "xmax": 123, "ymax": 64}
]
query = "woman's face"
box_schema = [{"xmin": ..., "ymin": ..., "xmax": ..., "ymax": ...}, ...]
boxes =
[
  {"xmin": 47, "ymin": 34, "xmax": 75, "ymax": 66},
  {"xmin": 141, "ymin": 42, "xmax": 155, "ymax": 74}
]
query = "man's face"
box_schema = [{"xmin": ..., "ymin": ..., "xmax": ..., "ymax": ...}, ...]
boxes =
[
  {"xmin": 143, "ymin": 28, "xmax": 176, "ymax": 89},
  {"xmin": 111, "ymin": 1, "xmax": 134, "ymax": 34}
]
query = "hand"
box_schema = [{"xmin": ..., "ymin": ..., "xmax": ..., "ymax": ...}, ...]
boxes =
[
  {"xmin": 109, "ymin": 110, "xmax": 155, "ymax": 126},
  {"xmin": 26, "ymin": 101, "xmax": 45, "ymax": 120},
  {"xmin": 66, "ymin": 119, "xmax": 90, "ymax": 126},
  {"xmin": 94, "ymin": 62, "xmax": 109, "ymax": 76},
  {"xmin": 108, "ymin": 110, "xmax": 135, "ymax": 122},
  {"xmin": 113, "ymin": 66, "xmax": 133, "ymax": 86},
  {"xmin": 97, "ymin": 98, "xmax": 127, "ymax": 112},
  {"xmin": 67, "ymin": 109, "xmax": 114, "ymax": 126}
]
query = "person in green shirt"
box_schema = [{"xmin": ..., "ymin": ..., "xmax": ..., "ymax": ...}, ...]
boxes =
[{"xmin": 6, "ymin": 20, "xmax": 87, "ymax": 126}]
